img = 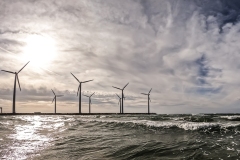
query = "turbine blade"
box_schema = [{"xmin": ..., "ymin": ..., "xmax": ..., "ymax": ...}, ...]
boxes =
[
  {"xmin": 51, "ymin": 89, "xmax": 55, "ymax": 96},
  {"xmin": 16, "ymin": 74, "xmax": 21, "ymax": 91},
  {"xmin": 71, "ymin": 72, "xmax": 80, "ymax": 82},
  {"xmin": 83, "ymin": 94, "xmax": 89, "ymax": 97},
  {"xmin": 141, "ymin": 93, "xmax": 148, "ymax": 95},
  {"xmin": 56, "ymin": 95, "xmax": 64, "ymax": 97},
  {"xmin": 77, "ymin": 85, "xmax": 80, "ymax": 96},
  {"xmin": 116, "ymin": 94, "xmax": 121, "ymax": 99},
  {"xmin": 90, "ymin": 92, "xmax": 95, "ymax": 97},
  {"xmin": 149, "ymin": 88, "xmax": 152, "ymax": 94},
  {"xmin": 18, "ymin": 61, "xmax": 30, "ymax": 73},
  {"xmin": 112, "ymin": 86, "xmax": 122, "ymax": 90},
  {"xmin": 52, "ymin": 97, "xmax": 55, "ymax": 103},
  {"xmin": 82, "ymin": 79, "xmax": 93, "ymax": 83},
  {"xmin": 123, "ymin": 82, "xmax": 129, "ymax": 89},
  {"xmin": 1, "ymin": 70, "xmax": 15, "ymax": 74}
]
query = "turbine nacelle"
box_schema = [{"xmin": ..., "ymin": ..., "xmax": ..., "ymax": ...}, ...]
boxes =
[
  {"xmin": 141, "ymin": 88, "xmax": 152, "ymax": 96},
  {"xmin": 83, "ymin": 92, "xmax": 95, "ymax": 98},
  {"xmin": 1, "ymin": 61, "xmax": 30, "ymax": 92},
  {"xmin": 112, "ymin": 82, "xmax": 129, "ymax": 91},
  {"xmin": 51, "ymin": 89, "xmax": 64, "ymax": 103},
  {"xmin": 116, "ymin": 93, "xmax": 126, "ymax": 100},
  {"xmin": 117, "ymin": 96, "xmax": 126, "ymax": 104},
  {"xmin": 70, "ymin": 72, "xmax": 93, "ymax": 84},
  {"xmin": 71, "ymin": 72, "xmax": 93, "ymax": 96}
]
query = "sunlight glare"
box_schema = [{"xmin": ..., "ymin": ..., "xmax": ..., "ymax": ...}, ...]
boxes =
[{"xmin": 23, "ymin": 35, "xmax": 56, "ymax": 68}]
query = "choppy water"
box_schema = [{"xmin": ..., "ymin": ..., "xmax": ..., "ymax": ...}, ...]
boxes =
[{"xmin": 0, "ymin": 114, "xmax": 240, "ymax": 160}]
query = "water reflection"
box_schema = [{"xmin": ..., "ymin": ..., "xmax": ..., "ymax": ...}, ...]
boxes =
[{"xmin": 2, "ymin": 116, "xmax": 64, "ymax": 160}]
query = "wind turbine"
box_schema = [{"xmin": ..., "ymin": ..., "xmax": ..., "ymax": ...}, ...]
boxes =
[
  {"xmin": 112, "ymin": 83, "xmax": 129, "ymax": 114},
  {"xmin": 115, "ymin": 93, "xmax": 126, "ymax": 113},
  {"xmin": 83, "ymin": 92, "xmax": 95, "ymax": 113},
  {"xmin": 1, "ymin": 61, "xmax": 30, "ymax": 113},
  {"xmin": 141, "ymin": 88, "xmax": 152, "ymax": 114},
  {"xmin": 70, "ymin": 72, "xmax": 93, "ymax": 114},
  {"xmin": 51, "ymin": 89, "xmax": 64, "ymax": 114},
  {"xmin": 0, "ymin": 107, "xmax": 2, "ymax": 113}
]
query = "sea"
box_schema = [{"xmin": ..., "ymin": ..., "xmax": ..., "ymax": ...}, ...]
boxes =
[{"xmin": 0, "ymin": 114, "xmax": 240, "ymax": 160}]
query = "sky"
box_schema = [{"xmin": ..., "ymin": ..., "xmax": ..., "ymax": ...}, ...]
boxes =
[{"xmin": 1, "ymin": 0, "xmax": 240, "ymax": 114}]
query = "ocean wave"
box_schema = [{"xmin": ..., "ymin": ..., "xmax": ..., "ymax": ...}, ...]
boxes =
[
  {"xmin": 219, "ymin": 116, "xmax": 240, "ymax": 121},
  {"xmin": 149, "ymin": 116, "xmax": 171, "ymax": 121},
  {"xmin": 79, "ymin": 118, "xmax": 240, "ymax": 132},
  {"xmin": 183, "ymin": 116, "xmax": 214, "ymax": 122}
]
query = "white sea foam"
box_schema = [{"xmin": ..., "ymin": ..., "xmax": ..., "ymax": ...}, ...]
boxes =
[
  {"xmin": 79, "ymin": 117, "xmax": 240, "ymax": 131},
  {"xmin": 227, "ymin": 147, "xmax": 235, "ymax": 151},
  {"xmin": 220, "ymin": 116, "xmax": 240, "ymax": 120}
]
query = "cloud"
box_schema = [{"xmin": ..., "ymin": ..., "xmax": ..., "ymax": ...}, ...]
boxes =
[{"xmin": 1, "ymin": 0, "xmax": 240, "ymax": 113}]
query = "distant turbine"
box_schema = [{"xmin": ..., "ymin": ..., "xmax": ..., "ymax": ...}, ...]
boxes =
[
  {"xmin": 141, "ymin": 88, "xmax": 152, "ymax": 114},
  {"xmin": 71, "ymin": 73, "xmax": 93, "ymax": 114},
  {"xmin": 51, "ymin": 89, "xmax": 64, "ymax": 114},
  {"xmin": 83, "ymin": 92, "xmax": 95, "ymax": 113},
  {"xmin": 116, "ymin": 93, "xmax": 126, "ymax": 113},
  {"xmin": 112, "ymin": 83, "xmax": 129, "ymax": 114},
  {"xmin": 1, "ymin": 61, "xmax": 30, "ymax": 113},
  {"xmin": 116, "ymin": 94, "xmax": 122, "ymax": 113},
  {"xmin": 0, "ymin": 107, "xmax": 2, "ymax": 113}
]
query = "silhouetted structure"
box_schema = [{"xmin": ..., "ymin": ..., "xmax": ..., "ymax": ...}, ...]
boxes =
[
  {"xmin": 71, "ymin": 73, "xmax": 93, "ymax": 114},
  {"xmin": 83, "ymin": 92, "xmax": 95, "ymax": 113},
  {"xmin": 116, "ymin": 93, "xmax": 126, "ymax": 113},
  {"xmin": 51, "ymin": 89, "xmax": 64, "ymax": 113},
  {"xmin": 116, "ymin": 94, "xmax": 122, "ymax": 113},
  {"xmin": 1, "ymin": 61, "xmax": 30, "ymax": 113},
  {"xmin": 0, "ymin": 107, "xmax": 2, "ymax": 113},
  {"xmin": 141, "ymin": 88, "xmax": 152, "ymax": 114},
  {"xmin": 112, "ymin": 83, "xmax": 129, "ymax": 114}
]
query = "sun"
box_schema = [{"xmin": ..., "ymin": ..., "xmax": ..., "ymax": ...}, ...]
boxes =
[{"xmin": 23, "ymin": 35, "xmax": 56, "ymax": 68}]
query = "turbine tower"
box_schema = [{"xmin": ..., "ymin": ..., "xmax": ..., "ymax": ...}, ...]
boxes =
[
  {"xmin": 141, "ymin": 88, "xmax": 152, "ymax": 114},
  {"xmin": 51, "ymin": 89, "xmax": 64, "ymax": 114},
  {"xmin": 116, "ymin": 93, "xmax": 126, "ymax": 113},
  {"xmin": 71, "ymin": 72, "xmax": 93, "ymax": 114},
  {"xmin": 1, "ymin": 61, "xmax": 30, "ymax": 113},
  {"xmin": 0, "ymin": 107, "xmax": 2, "ymax": 113},
  {"xmin": 83, "ymin": 92, "xmax": 95, "ymax": 113},
  {"xmin": 112, "ymin": 83, "xmax": 129, "ymax": 114}
]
